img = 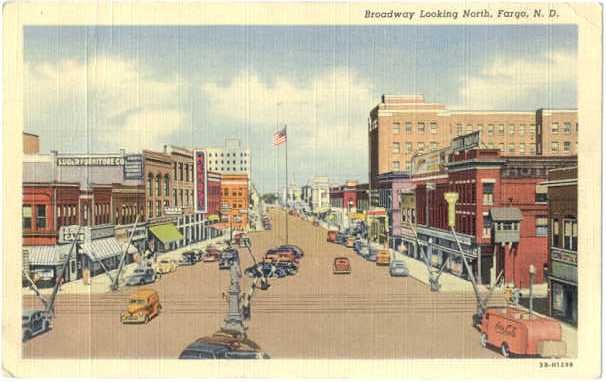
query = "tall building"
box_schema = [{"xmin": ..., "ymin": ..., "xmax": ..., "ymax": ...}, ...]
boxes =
[
  {"xmin": 309, "ymin": 176, "xmax": 330, "ymax": 213},
  {"xmin": 220, "ymin": 174, "xmax": 249, "ymax": 230},
  {"xmin": 206, "ymin": 138, "xmax": 251, "ymax": 178},
  {"xmin": 369, "ymin": 95, "xmax": 578, "ymax": 186},
  {"xmin": 164, "ymin": 145, "xmax": 195, "ymax": 215}
]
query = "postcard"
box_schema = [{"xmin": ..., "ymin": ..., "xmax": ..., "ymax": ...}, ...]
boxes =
[{"xmin": 3, "ymin": 1, "xmax": 602, "ymax": 378}]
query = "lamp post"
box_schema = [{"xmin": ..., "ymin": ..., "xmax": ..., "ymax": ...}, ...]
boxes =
[{"xmin": 528, "ymin": 264, "xmax": 536, "ymax": 316}]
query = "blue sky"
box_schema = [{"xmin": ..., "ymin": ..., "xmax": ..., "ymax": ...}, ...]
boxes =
[{"xmin": 24, "ymin": 25, "xmax": 577, "ymax": 193}]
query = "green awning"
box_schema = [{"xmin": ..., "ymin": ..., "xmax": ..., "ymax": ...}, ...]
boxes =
[{"xmin": 149, "ymin": 223, "xmax": 183, "ymax": 244}]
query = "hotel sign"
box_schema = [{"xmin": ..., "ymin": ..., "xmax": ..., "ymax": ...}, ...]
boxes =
[
  {"xmin": 57, "ymin": 156, "xmax": 125, "ymax": 167},
  {"xmin": 551, "ymin": 249, "xmax": 577, "ymax": 265},
  {"xmin": 452, "ymin": 131, "xmax": 480, "ymax": 152},
  {"xmin": 194, "ymin": 150, "xmax": 208, "ymax": 213}
]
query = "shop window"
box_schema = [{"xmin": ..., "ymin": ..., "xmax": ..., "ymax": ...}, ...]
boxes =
[
  {"xmin": 392, "ymin": 122, "xmax": 400, "ymax": 134},
  {"xmin": 23, "ymin": 205, "xmax": 32, "ymax": 230},
  {"xmin": 536, "ymin": 216, "xmax": 548, "ymax": 236},
  {"xmin": 563, "ymin": 219, "xmax": 577, "ymax": 251},
  {"xmin": 482, "ymin": 183, "xmax": 494, "ymax": 205},
  {"xmin": 552, "ymin": 219, "xmax": 560, "ymax": 247}
]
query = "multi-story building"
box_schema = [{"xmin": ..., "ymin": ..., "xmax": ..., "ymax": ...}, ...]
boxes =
[
  {"xmin": 369, "ymin": 95, "xmax": 578, "ymax": 186},
  {"xmin": 220, "ymin": 174, "xmax": 249, "ymax": 230},
  {"xmin": 23, "ymin": 132, "xmax": 40, "ymax": 154},
  {"xmin": 142, "ymin": 149, "xmax": 174, "ymax": 221},
  {"xmin": 396, "ymin": 133, "xmax": 576, "ymax": 287},
  {"xmin": 164, "ymin": 145, "xmax": 194, "ymax": 215},
  {"xmin": 545, "ymin": 167, "xmax": 577, "ymax": 326},
  {"xmin": 206, "ymin": 138, "xmax": 251, "ymax": 178},
  {"xmin": 309, "ymin": 176, "xmax": 330, "ymax": 213},
  {"xmin": 206, "ymin": 171, "xmax": 222, "ymax": 218}
]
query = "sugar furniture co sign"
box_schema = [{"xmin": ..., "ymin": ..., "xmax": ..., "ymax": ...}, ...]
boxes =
[
  {"xmin": 57, "ymin": 156, "xmax": 125, "ymax": 167},
  {"xmin": 194, "ymin": 150, "xmax": 208, "ymax": 213}
]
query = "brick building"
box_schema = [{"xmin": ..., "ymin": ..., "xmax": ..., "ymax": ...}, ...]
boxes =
[
  {"xmin": 164, "ymin": 145, "xmax": 195, "ymax": 215},
  {"xmin": 220, "ymin": 174, "xmax": 249, "ymax": 230},
  {"xmin": 206, "ymin": 171, "xmax": 222, "ymax": 217},
  {"xmin": 396, "ymin": 134, "xmax": 576, "ymax": 288},
  {"xmin": 143, "ymin": 150, "xmax": 174, "ymax": 221},
  {"xmin": 369, "ymin": 95, "xmax": 578, "ymax": 186},
  {"xmin": 545, "ymin": 167, "xmax": 577, "ymax": 325}
]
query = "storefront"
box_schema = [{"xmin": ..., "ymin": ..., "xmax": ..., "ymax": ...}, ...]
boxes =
[
  {"xmin": 416, "ymin": 226, "xmax": 478, "ymax": 280},
  {"xmin": 149, "ymin": 223, "xmax": 184, "ymax": 252},
  {"xmin": 25, "ymin": 244, "xmax": 75, "ymax": 288},
  {"xmin": 175, "ymin": 213, "xmax": 207, "ymax": 248},
  {"xmin": 80, "ymin": 236, "xmax": 136, "ymax": 278}
]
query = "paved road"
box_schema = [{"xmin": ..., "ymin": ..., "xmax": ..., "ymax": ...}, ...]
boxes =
[{"xmin": 23, "ymin": 209, "xmax": 500, "ymax": 359}]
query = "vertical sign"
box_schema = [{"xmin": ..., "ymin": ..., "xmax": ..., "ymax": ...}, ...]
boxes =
[{"xmin": 194, "ymin": 150, "xmax": 208, "ymax": 213}]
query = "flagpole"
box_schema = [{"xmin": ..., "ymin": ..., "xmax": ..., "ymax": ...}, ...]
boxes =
[{"xmin": 285, "ymin": 124, "xmax": 289, "ymax": 244}]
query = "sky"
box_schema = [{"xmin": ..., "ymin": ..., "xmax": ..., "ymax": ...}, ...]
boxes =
[{"xmin": 24, "ymin": 25, "xmax": 577, "ymax": 194}]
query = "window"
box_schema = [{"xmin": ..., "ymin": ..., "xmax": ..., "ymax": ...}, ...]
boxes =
[
  {"xmin": 164, "ymin": 174, "xmax": 170, "ymax": 197},
  {"xmin": 430, "ymin": 122, "xmax": 438, "ymax": 134},
  {"xmin": 551, "ymin": 122, "xmax": 559, "ymax": 134},
  {"xmin": 392, "ymin": 122, "xmax": 400, "ymax": 134},
  {"xmin": 552, "ymin": 219, "xmax": 560, "ymax": 247},
  {"xmin": 482, "ymin": 183, "xmax": 494, "ymax": 205},
  {"xmin": 174, "ymin": 189, "xmax": 178, "ymax": 205},
  {"xmin": 36, "ymin": 205, "xmax": 47, "ymax": 229},
  {"xmin": 551, "ymin": 142, "xmax": 560, "ymax": 153},
  {"xmin": 180, "ymin": 189, "xmax": 184, "ymax": 206},
  {"xmin": 185, "ymin": 164, "xmax": 190, "ymax": 181},
  {"xmin": 147, "ymin": 174, "xmax": 153, "ymax": 196},
  {"xmin": 563, "ymin": 141, "xmax": 571, "ymax": 153},
  {"xmin": 508, "ymin": 124, "xmax": 515, "ymax": 135},
  {"xmin": 405, "ymin": 122, "xmax": 412, "ymax": 133},
  {"xmin": 23, "ymin": 205, "xmax": 32, "ymax": 229},
  {"xmin": 391, "ymin": 161, "xmax": 400, "ymax": 171},
  {"xmin": 563, "ymin": 218, "xmax": 577, "ymax": 251},
  {"xmin": 519, "ymin": 143, "xmax": 525, "ymax": 154},
  {"xmin": 497, "ymin": 124, "xmax": 505, "ymax": 136},
  {"xmin": 392, "ymin": 142, "xmax": 400, "ymax": 154},
  {"xmin": 483, "ymin": 215, "xmax": 491, "ymax": 239},
  {"xmin": 430, "ymin": 142, "xmax": 438, "ymax": 151},
  {"xmin": 519, "ymin": 125, "xmax": 525, "ymax": 135},
  {"xmin": 535, "ymin": 184, "xmax": 548, "ymax": 203},
  {"xmin": 417, "ymin": 143, "xmax": 425, "ymax": 153},
  {"xmin": 528, "ymin": 124, "xmax": 536, "ymax": 136},
  {"xmin": 417, "ymin": 122, "xmax": 425, "ymax": 133},
  {"xmin": 179, "ymin": 163, "xmax": 184, "ymax": 181},
  {"xmin": 508, "ymin": 143, "xmax": 515, "ymax": 153},
  {"xmin": 155, "ymin": 175, "xmax": 161, "ymax": 196},
  {"xmin": 456, "ymin": 124, "xmax": 463, "ymax": 136},
  {"xmin": 174, "ymin": 163, "xmax": 177, "ymax": 180},
  {"xmin": 156, "ymin": 200, "xmax": 162, "ymax": 217},
  {"xmin": 529, "ymin": 145, "xmax": 536, "ymax": 154},
  {"xmin": 536, "ymin": 216, "xmax": 548, "ymax": 236},
  {"xmin": 487, "ymin": 124, "xmax": 494, "ymax": 136},
  {"xmin": 405, "ymin": 142, "xmax": 412, "ymax": 153}
]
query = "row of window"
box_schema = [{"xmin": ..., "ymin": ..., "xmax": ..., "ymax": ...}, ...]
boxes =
[
  {"xmin": 147, "ymin": 200, "xmax": 170, "ymax": 218},
  {"xmin": 223, "ymin": 188, "xmax": 245, "ymax": 197},
  {"xmin": 174, "ymin": 162, "xmax": 193, "ymax": 183},
  {"xmin": 457, "ymin": 123, "xmax": 538, "ymax": 137},
  {"xmin": 115, "ymin": 204, "xmax": 141, "ymax": 225},
  {"xmin": 552, "ymin": 218, "xmax": 578, "ymax": 251},
  {"xmin": 550, "ymin": 122, "xmax": 577, "ymax": 135},
  {"xmin": 209, "ymin": 159, "xmax": 248, "ymax": 165},
  {"xmin": 392, "ymin": 142, "xmax": 438, "ymax": 154},
  {"xmin": 551, "ymin": 141, "xmax": 573, "ymax": 153},
  {"xmin": 209, "ymin": 167, "xmax": 248, "ymax": 172},
  {"xmin": 147, "ymin": 173, "xmax": 171, "ymax": 197},
  {"xmin": 208, "ymin": 152, "xmax": 248, "ymax": 157},
  {"xmin": 173, "ymin": 189, "xmax": 194, "ymax": 208},
  {"xmin": 22, "ymin": 205, "xmax": 47, "ymax": 230},
  {"xmin": 392, "ymin": 122, "xmax": 439, "ymax": 135}
]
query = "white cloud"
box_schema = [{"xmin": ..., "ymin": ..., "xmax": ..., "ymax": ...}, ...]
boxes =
[
  {"xmin": 201, "ymin": 68, "xmax": 375, "ymax": 151},
  {"xmin": 457, "ymin": 50, "xmax": 576, "ymax": 110},
  {"xmin": 25, "ymin": 56, "xmax": 185, "ymax": 152}
]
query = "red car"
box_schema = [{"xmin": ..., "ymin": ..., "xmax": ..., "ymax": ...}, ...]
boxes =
[{"xmin": 333, "ymin": 257, "xmax": 351, "ymax": 274}]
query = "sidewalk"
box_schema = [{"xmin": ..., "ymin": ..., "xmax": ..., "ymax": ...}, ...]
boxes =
[{"xmin": 23, "ymin": 233, "xmax": 231, "ymax": 296}]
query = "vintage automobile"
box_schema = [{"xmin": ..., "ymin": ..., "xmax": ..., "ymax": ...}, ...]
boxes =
[
  {"xmin": 376, "ymin": 249, "xmax": 391, "ymax": 266},
  {"xmin": 190, "ymin": 249, "xmax": 203, "ymax": 262},
  {"xmin": 219, "ymin": 248, "xmax": 239, "ymax": 270},
  {"xmin": 327, "ymin": 230, "xmax": 338, "ymax": 243},
  {"xmin": 277, "ymin": 244, "xmax": 304, "ymax": 258},
  {"xmin": 245, "ymin": 262, "xmax": 275, "ymax": 279},
  {"xmin": 154, "ymin": 258, "xmax": 178, "ymax": 274},
  {"xmin": 203, "ymin": 246, "xmax": 221, "ymax": 262},
  {"xmin": 335, "ymin": 232, "xmax": 347, "ymax": 245},
  {"xmin": 333, "ymin": 257, "xmax": 352, "ymax": 275},
  {"xmin": 389, "ymin": 260, "xmax": 409, "ymax": 277},
  {"xmin": 120, "ymin": 288, "xmax": 162, "ymax": 324},
  {"xmin": 22, "ymin": 309, "xmax": 53, "ymax": 342},
  {"xmin": 126, "ymin": 267, "xmax": 158, "ymax": 286},
  {"xmin": 479, "ymin": 306, "xmax": 567, "ymax": 358},
  {"xmin": 180, "ymin": 254, "xmax": 196, "ymax": 266},
  {"xmin": 179, "ymin": 330, "xmax": 270, "ymax": 359},
  {"xmin": 312, "ymin": 220, "xmax": 320, "ymax": 227},
  {"xmin": 345, "ymin": 236, "xmax": 356, "ymax": 248}
]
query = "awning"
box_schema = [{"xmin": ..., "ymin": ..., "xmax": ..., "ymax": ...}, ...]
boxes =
[
  {"xmin": 25, "ymin": 245, "xmax": 73, "ymax": 266},
  {"xmin": 149, "ymin": 223, "xmax": 183, "ymax": 244},
  {"xmin": 207, "ymin": 214, "xmax": 220, "ymax": 222},
  {"xmin": 490, "ymin": 207, "xmax": 523, "ymax": 222},
  {"xmin": 80, "ymin": 237, "xmax": 126, "ymax": 261}
]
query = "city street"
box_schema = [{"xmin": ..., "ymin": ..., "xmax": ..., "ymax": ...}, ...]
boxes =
[{"xmin": 23, "ymin": 209, "xmax": 501, "ymax": 359}]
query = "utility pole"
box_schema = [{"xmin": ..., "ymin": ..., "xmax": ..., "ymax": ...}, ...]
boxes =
[{"xmin": 285, "ymin": 124, "xmax": 289, "ymax": 245}]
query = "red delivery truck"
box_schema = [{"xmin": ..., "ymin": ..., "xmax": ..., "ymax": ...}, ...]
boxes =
[{"xmin": 479, "ymin": 306, "xmax": 567, "ymax": 358}]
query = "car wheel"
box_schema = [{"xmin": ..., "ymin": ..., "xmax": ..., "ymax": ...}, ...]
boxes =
[
  {"xmin": 501, "ymin": 342, "xmax": 511, "ymax": 358},
  {"xmin": 480, "ymin": 332, "xmax": 488, "ymax": 348}
]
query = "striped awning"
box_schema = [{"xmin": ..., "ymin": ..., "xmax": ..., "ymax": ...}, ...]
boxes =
[
  {"xmin": 80, "ymin": 237, "xmax": 125, "ymax": 261},
  {"xmin": 25, "ymin": 245, "xmax": 73, "ymax": 266}
]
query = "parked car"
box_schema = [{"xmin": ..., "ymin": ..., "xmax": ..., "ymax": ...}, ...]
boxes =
[
  {"xmin": 389, "ymin": 260, "xmax": 409, "ymax": 277},
  {"xmin": 191, "ymin": 249, "xmax": 203, "ymax": 262},
  {"xmin": 365, "ymin": 251, "xmax": 377, "ymax": 262},
  {"xmin": 22, "ymin": 309, "xmax": 52, "ymax": 342},
  {"xmin": 245, "ymin": 263, "xmax": 275, "ymax": 279},
  {"xmin": 203, "ymin": 247, "xmax": 221, "ymax": 262},
  {"xmin": 333, "ymin": 257, "xmax": 352, "ymax": 274},
  {"xmin": 179, "ymin": 331, "xmax": 270, "ymax": 359},
  {"xmin": 180, "ymin": 254, "xmax": 196, "ymax": 266},
  {"xmin": 327, "ymin": 230, "xmax": 338, "ymax": 242},
  {"xmin": 479, "ymin": 306, "xmax": 567, "ymax": 358},
  {"xmin": 345, "ymin": 236, "xmax": 355, "ymax": 248},
  {"xmin": 120, "ymin": 288, "xmax": 162, "ymax": 324},
  {"xmin": 219, "ymin": 248, "xmax": 239, "ymax": 270},
  {"xmin": 376, "ymin": 249, "xmax": 391, "ymax": 266},
  {"xmin": 154, "ymin": 258, "xmax": 178, "ymax": 274},
  {"xmin": 126, "ymin": 267, "xmax": 158, "ymax": 286},
  {"xmin": 335, "ymin": 232, "xmax": 347, "ymax": 245},
  {"xmin": 277, "ymin": 244, "xmax": 304, "ymax": 258}
]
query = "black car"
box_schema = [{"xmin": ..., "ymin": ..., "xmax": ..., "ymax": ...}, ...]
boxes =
[
  {"xmin": 275, "ymin": 261, "xmax": 298, "ymax": 276},
  {"xmin": 277, "ymin": 244, "xmax": 304, "ymax": 258},
  {"xmin": 245, "ymin": 263, "xmax": 275, "ymax": 279},
  {"xmin": 219, "ymin": 248, "xmax": 239, "ymax": 270},
  {"xmin": 179, "ymin": 332, "xmax": 270, "ymax": 359},
  {"xmin": 181, "ymin": 251, "xmax": 197, "ymax": 265}
]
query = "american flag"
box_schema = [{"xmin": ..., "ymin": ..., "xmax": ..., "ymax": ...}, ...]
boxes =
[{"xmin": 273, "ymin": 127, "xmax": 287, "ymax": 145}]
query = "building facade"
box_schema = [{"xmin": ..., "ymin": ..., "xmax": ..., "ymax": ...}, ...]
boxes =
[
  {"xmin": 164, "ymin": 145, "xmax": 195, "ymax": 215},
  {"xmin": 206, "ymin": 138, "xmax": 251, "ymax": 178},
  {"xmin": 309, "ymin": 176, "xmax": 330, "ymax": 213},
  {"xmin": 23, "ymin": 132, "xmax": 40, "ymax": 154},
  {"xmin": 369, "ymin": 95, "xmax": 578, "ymax": 186},
  {"xmin": 143, "ymin": 150, "xmax": 174, "ymax": 221},
  {"xmin": 220, "ymin": 174, "xmax": 249, "ymax": 230},
  {"xmin": 545, "ymin": 167, "xmax": 577, "ymax": 326}
]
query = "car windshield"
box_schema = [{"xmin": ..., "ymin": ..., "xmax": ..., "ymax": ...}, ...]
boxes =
[
  {"xmin": 129, "ymin": 299, "xmax": 146, "ymax": 304},
  {"xmin": 179, "ymin": 350, "xmax": 216, "ymax": 359}
]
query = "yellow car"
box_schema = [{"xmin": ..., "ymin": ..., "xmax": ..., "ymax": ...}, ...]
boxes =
[
  {"xmin": 154, "ymin": 258, "xmax": 178, "ymax": 274},
  {"xmin": 120, "ymin": 288, "xmax": 162, "ymax": 324}
]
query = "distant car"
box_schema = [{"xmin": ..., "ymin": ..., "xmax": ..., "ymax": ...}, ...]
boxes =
[
  {"xmin": 203, "ymin": 247, "xmax": 221, "ymax": 262},
  {"xmin": 180, "ymin": 254, "xmax": 196, "ymax": 266},
  {"xmin": 22, "ymin": 309, "xmax": 53, "ymax": 342},
  {"xmin": 120, "ymin": 288, "xmax": 161, "ymax": 324},
  {"xmin": 376, "ymin": 249, "xmax": 391, "ymax": 266},
  {"xmin": 278, "ymin": 244, "xmax": 304, "ymax": 258},
  {"xmin": 335, "ymin": 233, "xmax": 347, "ymax": 245},
  {"xmin": 365, "ymin": 251, "xmax": 377, "ymax": 262},
  {"xmin": 154, "ymin": 258, "xmax": 178, "ymax": 274},
  {"xmin": 191, "ymin": 249, "xmax": 203, "ymax": 262},
  {"xmin": 333, "ymin": 257, "xmax": 352, "ymax": 274},
  {"xmin": 126, "ymin": 267, "xmax": 158, "ymax": 286},
  {"xmin": 219, "ymin": 248, "xmax": 239, "ymax": 270},
  {"xmin": 245, "ymin": 263, "xmax": 275, "ymax": 279},
  {"xmin": 345, "ymin": 237, "xmax": 355, "ymax": 248},
  {"xmin": 179, "ymin": 331, "xmax": 270, "ymax": 359},
  {"xmin": 389, "ymin": 260, "xmax": 409, "ymax": 277}
]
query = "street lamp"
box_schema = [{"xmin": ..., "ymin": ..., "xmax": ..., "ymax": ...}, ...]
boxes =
[{"xmin": 528, "ymin": 264, "xmax": 536, "ymax": 316}]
